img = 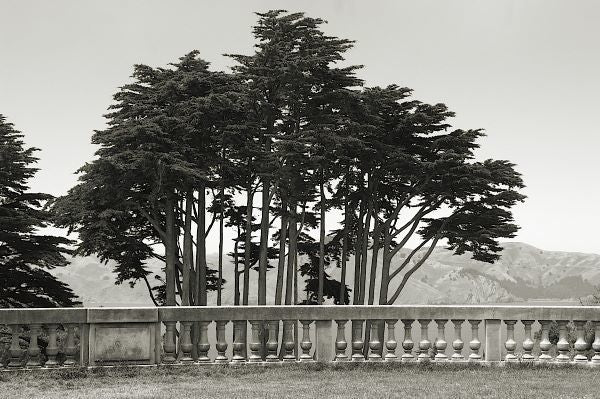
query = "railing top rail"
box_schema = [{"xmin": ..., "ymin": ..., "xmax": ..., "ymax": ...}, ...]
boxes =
[
  {"xmin": 0, "ymin": 308, "xmax": 86, "ymax": 324},
  {"xmin": 158, "ymin": 305, "xmax": 600, "ymax": 322},
  {"xmin": 2, "ymin": 305, "xmax": 599, "ymax": 324}
]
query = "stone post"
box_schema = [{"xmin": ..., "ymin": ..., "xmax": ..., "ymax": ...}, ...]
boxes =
[
  {"xmin": 417, "ymin": 319, "xmax": 431, "ymax": 362},
  {"xmin": 556, "ymin": 320, "xmax": 570, "ymax": 362},
  {"xmin": 401, "ymin": 319, "xmax": 415, "ymax": 362},
  {"xmin": 468, "ymin": 320, "xmax": 482, "ymax": 361},
  {"xmin": 521, "ymin": 320, "xmax": 535, "ymax": 362},
  {"xmin": 592, "ymin": 321, "xmax": 600, "ymax": 365},
  {"xmin": 197, "ymin": 321, "xmax": 211, "ymax": 363},
  {"xmin": 8, "ymin": 324, "xmax": 22, "ymax": 368},
  {"xmin": 368, "ymin": 320, "xmax": 382, "ymax": 361},
  {"xmin": 451, "ymin": 320, "xmax": 464, "ymax": 361},
  {"xmin": 384, "ymin": 320, "xmax": 398, "ymax": 361},
  {"xmin": 484, "ymin": 319, "xmax": 501, "ymax": 362},
  {"xmin": 504, "ymin": 320, "xmax": 518, "ymax": 362},
  {"xmin": 282, "ymin": 320, "xmax": 296, "ymax": 362},
  {"xmin": 351, "ymin": 320, "xmax": 364, "ymax": 361},
  {"xmin": 180, "ymin": 321, "xmax": 193, "ymax": 363},
  {"xmin": 573, "ymin": 320, "xmax": 588, "ymax": 363},
  {"xmin": 299, "ymin": 320, "xmax": 313, "ymax": 362},
  {"xmin": 538, "ymin": 320, "xmax": 553, "ymax": 362},
  {"xmin": 315, "ymin": 319, "xmax": 333, "ymax": 363},
  {"xmin": 215, "ymin": 320, "xmax": 228, "ymax": 363},
  {"xmin": 434, "ymin": 319, "xmax": 448, "ymax": 361},
  {"xmin": 335, "ymin": 320, "xmax": 348, "ymax": 361}
]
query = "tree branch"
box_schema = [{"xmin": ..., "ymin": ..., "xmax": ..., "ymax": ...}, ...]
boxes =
[
  {"xmin": 387, "ymin": 233, "xmax": 442, "ymax": 304},
  {"xmin": 388, "ymin": 236, "xmax": 430, "ymax": 281},
  {"xmin": 388, "ymin": 215, "xmax": 422, "ymax": 259},
  {"xmin": 138, "ymin": 208, "xmax": 167, "ymax": 242},
  {"xmin": 141, "ymin": 275, "xmax": 159, "ymax": 306},
  {"xmin": 205, "ymin": 210, "xmax": 217, "ymax": 236}
]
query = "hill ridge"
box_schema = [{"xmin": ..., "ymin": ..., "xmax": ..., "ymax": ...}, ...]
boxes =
[{"xmin": 50, "ymin": 242, "xmax": 600, "ymax": 306}]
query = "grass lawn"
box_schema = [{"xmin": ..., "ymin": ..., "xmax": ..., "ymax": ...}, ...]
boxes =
[{"xmin": 1, "ymin": 363, "xmax": 599, "ymax": 399}]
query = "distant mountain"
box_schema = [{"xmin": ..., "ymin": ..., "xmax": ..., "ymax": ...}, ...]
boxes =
[
  {"xmin": 412, "ymin": 242, "xmax": 600, "ymax": 304},
  {"xmin": 51, "ymin": 242, "xmax": 600, "ymax": 307}
]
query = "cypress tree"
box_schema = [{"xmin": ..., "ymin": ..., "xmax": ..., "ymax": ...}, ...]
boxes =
[{"xmin": 0, "ymin": 115, "xmax": 79, "ymax": 307}]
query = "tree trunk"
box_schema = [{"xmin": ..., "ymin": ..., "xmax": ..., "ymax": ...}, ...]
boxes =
[
  {"xmin": 275, "ymin": 198, "xmax": 288, "ymax": 305},
  {"xmin": 258, "ymin": 138, "xmax": 271, "ymax": 306},
  {"xmin": 195, "ymin": 184, "xmax": 207, "ymax": 306},
  {"xmin": 182, "ymin": 191, "xmax": 194, "ymax": 306},
  {"xmin": 358, "ymin": 197, "xmax": 372, "ymax": 305},
  {"xmin": 234, "ymin": 225, "xmax": 240, "ymax": 306},
  {"xmin": 352, "ymin": 193, "xmax": 365, "ymax": 305},
  {"xmin": 243, "ymin": 175, "xmax": 253, "ymax": 306},
  {"xmin": 340, "ymin": 190, "xmax": 350, "ymax": 305},
  {"xmin": 318, "ymin": 168, "xmax": 326, "ymax": 305},
  {"xmin": 217, "ymin": 186, "xmax": 224, "ymax": 306},
  {"xmin": 364, "ymin": 214, "xmax": 381, "ymax": 357},
  {"xmin": 378, "ymin": 231, "xmax": 392, "ymax": 306},
  {"xmin": 165, "ymin": 196, "xmax": 176, "ymax": 306},
  {"xmin": 285, "ymin": 200, "xmax": 297, "ymax": 305},
  {"xmin": 367, "ymin": 216, "xmax": 380, "ymax": 306}
]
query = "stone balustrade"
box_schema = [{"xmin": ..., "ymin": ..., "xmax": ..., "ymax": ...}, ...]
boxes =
[
  {"xmin": 2, "ymin": 305, "xmax": 600, "ymax": 369},
  {"xmin": 0, "ymin": 308, "xmax": 87, "ymax": 368}
]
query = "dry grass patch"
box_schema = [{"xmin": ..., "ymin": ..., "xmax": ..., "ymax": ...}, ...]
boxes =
[{"xmin": 1, "ymin": 363, "xmax": 599, "ymax": 399}]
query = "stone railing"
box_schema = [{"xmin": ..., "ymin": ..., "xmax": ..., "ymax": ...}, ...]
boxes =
[{"xmin": 2, "ymin": 305, "xmax": 600, "ymax": 368}]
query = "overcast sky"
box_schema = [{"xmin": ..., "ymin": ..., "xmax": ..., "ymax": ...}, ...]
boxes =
[{"xmin": 1, "ymin": 0, "xmax": 599, "ymax": 254}]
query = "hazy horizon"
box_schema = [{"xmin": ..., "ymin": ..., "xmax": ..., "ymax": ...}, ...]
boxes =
[{"xmin": 2, "ymin": 0, "xmax": 600, "ymax": 255}]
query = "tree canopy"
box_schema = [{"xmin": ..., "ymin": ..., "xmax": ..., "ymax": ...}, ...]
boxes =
[
  {"xmin": 0, "ymin": 115, "xmax": 80, "ymax": 307},
  {"xmin": 53, "ymin": 9, "xmax": 525, "ymax": 307}
]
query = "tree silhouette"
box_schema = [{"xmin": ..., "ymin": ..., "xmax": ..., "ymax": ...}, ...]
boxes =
[
  {"xmin": 0, "ymin": 115, "xmax": 79, "ymax": 307},
  {"xmin": 54, "ymin": 9, "xmax": 525, "ymax": 309}
]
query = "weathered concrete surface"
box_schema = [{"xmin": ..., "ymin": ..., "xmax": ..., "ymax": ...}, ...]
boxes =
[
  {"xmin": 484, "ymin": 320, "xmax": 502, "ymax": 362},
  {"xmin": 0, "ymin": 308, "xmax": 86, "ymax": 324},
  {"xmin": 3, "ymin": 306, "xmax": 598, "ymax": 326},
  {"xmin": 89, "ymin": 323, "xmax": 157, "ymax": 365},
  {"xmin": 315, "ymin": 320, "xmax": 333, "ymax": 362},
  {"xmin": 87, "ymin": 308, "xmax": 158, "ymax": 323},
  {"xmin": 159, "ymin": 305, "xmax": 600, "ymax": 322}
]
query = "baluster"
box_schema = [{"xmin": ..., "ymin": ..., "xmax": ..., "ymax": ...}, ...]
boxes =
[
  {"xmin": 8, "ymin": 324, "xmax": 23, "ymax": 368},
  {"xmin": 384, "ymin": 320, "xmax": 397, "ymax": 361},
  {"xmin": 451, "ymin": 320, "xmax": 464, "ymax": 361},
  {"xmin": 573, "ymin": 320, "xmax": 588, "ymax": 363},
  {"xmin": 556, "ymin": 320, "xmax": 570, "ymax": 362},
  {"xmin": 25, "ymin": 324, "xmax": 42, "ymax": 368},
  {"xmin": 335, "ymin": 320, "xmax": 348, "ymax": 361},
  {"xmin": 215, "ymin": 320, "xmax": 228, "ymax": 363},
  {"xmin": 521, "ymin": 320, "xmax": 535, "ymax": 362},
  {"xmin": 592, "ymin": 321, "xmax": 600, "ymax": 365},
  {"xmin": 434, "ymin": 319, "xmax": 448, "ymax": 361},
  {"xmin": 417, "ymin": 319, "xmax": 431, "ymax": 362},
  {"xmin": 401, "ymin": 319, "xmax": 414, "ymax": 362},
  {"xmin": 45, "ymin": 324, "xmax": 59, "ymax": 367},
  {"xmin": 368, "ymin": 320, "xmax": 382, "ymax": 361},
  {"xmin": 468, "ymin": 320, "xmax": 481, "ymax": 361},
  {"xmin": 248, "ymin": 320, "xmax": 262, "ymax": 363},
  {"xmin": 163, "ymin": 321, "xmax": 177, "ymax": 363},
  {"xmin": 63, "ymin": 324, "xmax": 77, "ymax": 367},
  {"xmin": 538, "ymin": 320, "xmax": 552, "ymax": 363},
  {"xmin": 282, "ymin": 320, "xmax": 296, "ymax": 362},
  {"xmin": 299, "ymin": 320, "xmax": 313, "ymax": 362},
  {"xmin": 197, "ymin": 321, "xmax": 211, "ymax": 363},
  {"xmin": 351, "ymin": 320, "xmax": 364, "ymax": 361},
  {"xmin": 179, "ymin": 321, "xmax": 193, "ymax": 363},
  {"xmin": 504, "ymin": 320, "xmax": 518, "ymax": 362},
  {"xmin": 266, "ymin": 320, "xmax": 279, "ymax": 362},
  {"xmin": 231, "ymin": 320, "xmax": 246, "ymax": 363}
]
